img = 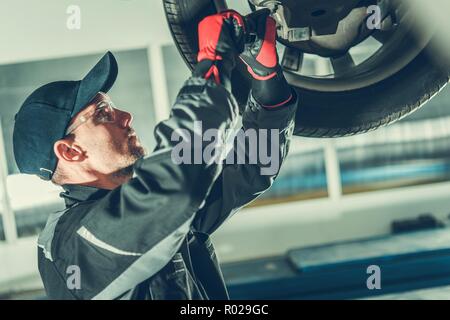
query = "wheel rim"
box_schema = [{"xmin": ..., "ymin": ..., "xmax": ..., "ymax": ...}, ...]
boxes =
[{"xmin": 224, "ymin": 0, "xmax": 435, "ymax": 92}]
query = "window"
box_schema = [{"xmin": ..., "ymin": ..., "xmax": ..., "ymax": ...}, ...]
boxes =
[
  {"xmin": 338, "ymin": 88, "xmax": 450, "ymax": 194},
  {"xmin": 162, "ymin": 44, "xmax": 190, "ymax": 106},
  {"xmin": 254, "ymin": 145, "xmax": 328, "ymax": 206}
]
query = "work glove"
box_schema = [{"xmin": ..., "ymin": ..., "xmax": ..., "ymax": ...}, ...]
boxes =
[
  {"xmin": 240, "ymin": 9, "xmax": 293, "ymax": 108},
  {"xmin": 193, "ymin": 10, "xmax": 246, "ymax": 91}
]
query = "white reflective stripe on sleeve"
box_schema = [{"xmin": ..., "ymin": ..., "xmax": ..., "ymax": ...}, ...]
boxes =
[
  {"xmin": 92, "ymin": 216, "xmax": 194, "ymax": 300},
  {"xmin": 77, "ymin": 226, "xmax": 143, "ymax": 257}
]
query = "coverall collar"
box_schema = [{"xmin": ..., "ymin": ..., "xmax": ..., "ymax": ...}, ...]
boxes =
[{"xmin": 60, "ymin": 183, "xmax": 109, "ymax": 207}]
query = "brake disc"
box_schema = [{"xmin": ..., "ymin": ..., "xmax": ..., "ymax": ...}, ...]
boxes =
[{"xmin": 249, "ymin": 0, "xmax": 383, "ymax": 57}]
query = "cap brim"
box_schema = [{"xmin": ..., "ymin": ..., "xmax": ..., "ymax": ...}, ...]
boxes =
[{"xmin": 73, "ymin": 51, "xmax": 118, "ymax": 115}]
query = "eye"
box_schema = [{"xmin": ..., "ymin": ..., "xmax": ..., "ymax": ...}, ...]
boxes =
[{"xmin": 95, "ymin": 105, "xmax": 114, "ymax": 123}]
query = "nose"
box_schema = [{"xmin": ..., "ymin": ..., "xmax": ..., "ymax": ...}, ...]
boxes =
[{"xmin": 115, "ymin": 108, "xmax": 133, "ymax": 129}]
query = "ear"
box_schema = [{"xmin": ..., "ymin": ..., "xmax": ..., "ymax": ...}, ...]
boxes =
[{"xmin": 53, "ymin": 138, "xmax": 86, "ymax": 163}]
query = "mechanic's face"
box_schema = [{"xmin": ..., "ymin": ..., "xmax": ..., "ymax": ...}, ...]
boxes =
[{"xmin": 68, "ymin": 93, "xmax": 146, "ymax": 178}]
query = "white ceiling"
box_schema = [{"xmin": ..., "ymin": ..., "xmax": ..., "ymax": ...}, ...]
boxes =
[{"xmin": 0, "ymin": 0, "xmax": 174, "ymax": 65}]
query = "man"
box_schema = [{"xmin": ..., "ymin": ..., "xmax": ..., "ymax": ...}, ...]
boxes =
[{"xmin": 13, "ymin": 10, "xmax": 298, "ymax": 300}]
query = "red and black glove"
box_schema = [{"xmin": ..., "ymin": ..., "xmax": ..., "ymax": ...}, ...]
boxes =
[
  {"xmin": 240, "ymin": 9, "xmax": 293, "ymax": 108},
  {"xmin": 193, "ymin": 10, "xmax": 246, "ymax": 91}
]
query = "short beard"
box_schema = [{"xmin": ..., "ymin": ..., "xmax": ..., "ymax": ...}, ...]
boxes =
[
  {"xmin": 112, "ymin": 140, "xmax": 147, "ymax": 180},
  {"xmin": 112, "ymin": 164, "xmax": 135, "ymax": 179}
]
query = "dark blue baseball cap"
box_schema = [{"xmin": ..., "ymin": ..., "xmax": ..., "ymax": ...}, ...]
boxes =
[{"xmin": 13, "ymin": 51, "xmax": 118, "ymax": 181}]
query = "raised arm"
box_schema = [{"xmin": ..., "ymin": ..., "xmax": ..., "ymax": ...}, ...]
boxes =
[{"xmin": 192, "ymin": 9, "xmax": 298, "ymax": 235}]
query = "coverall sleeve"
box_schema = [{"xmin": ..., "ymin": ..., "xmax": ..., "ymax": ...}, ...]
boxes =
[
  {"xmin": 191, "ymin": 91, "xmax": 298, "ymax": 235},
  {"xmin": 55, "ymin": 77, "xmax": 239, "ymax": 299}
]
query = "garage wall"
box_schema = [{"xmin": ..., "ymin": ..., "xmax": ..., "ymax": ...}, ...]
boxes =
[{"xmin": 162, "ymin": 45, "xmax": 190, "ymax": 106}]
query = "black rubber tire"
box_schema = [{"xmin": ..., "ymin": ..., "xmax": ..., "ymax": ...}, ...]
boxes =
[{"xmin": 163, "ymin": 0, "xmax": 450, "ymax": 138}]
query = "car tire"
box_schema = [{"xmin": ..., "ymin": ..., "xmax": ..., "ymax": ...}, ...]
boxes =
[{"xmin": 163, "ymin": 0, "xmax": 450, "ymax": 137}]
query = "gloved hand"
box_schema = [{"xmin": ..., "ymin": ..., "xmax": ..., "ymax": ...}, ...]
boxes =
[
  {"xmin": 240, "ymin": 9, "xmax": 293, "ymax": 108},
  {"xmin": 193, "ymin": 10, "xmax": 246, "ymax": 91}
]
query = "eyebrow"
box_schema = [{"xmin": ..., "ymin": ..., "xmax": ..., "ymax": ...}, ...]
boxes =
[
  {"xmin": 78, "ymin": 103, "xmax": 97, "ymax": 118},
  {"xmin": 82, "ymin": 93, "xmax": 110, "ymax": 113},
  {"xmin": 90, "ymin": 93, "xmax": 108, "ymax": 105},
  {"xmin": 70, "ymin": 92, "xmax": 111, "ymax": 123},
  {"xmin": 67, "ymin": 100, "xmax": 97, "ymax": 127}
]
